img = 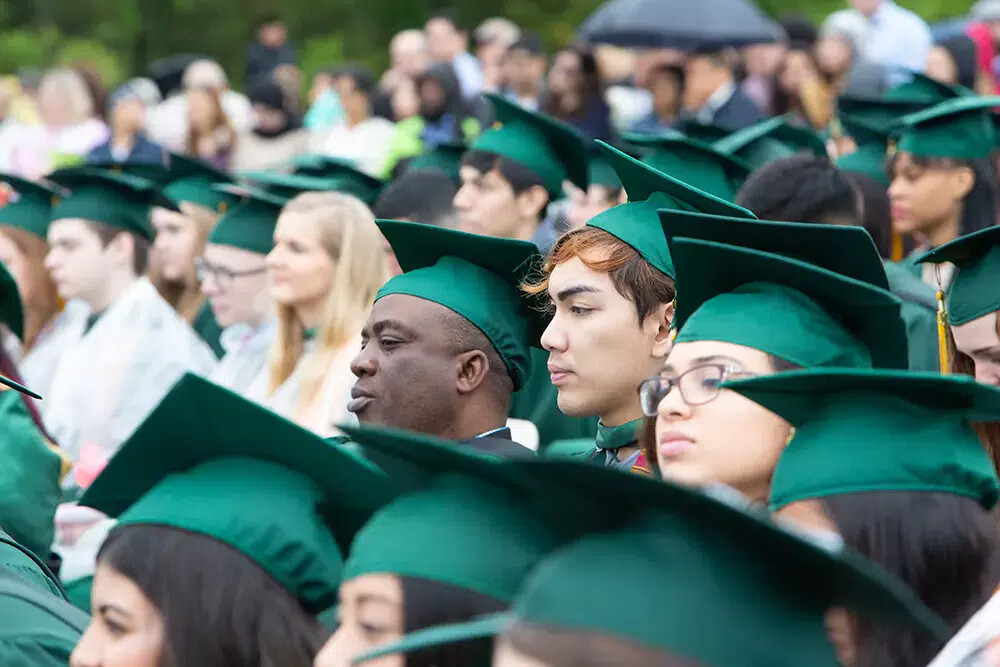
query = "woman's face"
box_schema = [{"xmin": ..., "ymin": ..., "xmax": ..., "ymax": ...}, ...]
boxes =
[
  {"xmin": 952, "ymin": 312, "xmax": 1000, "ymax": 386},
  {"xmin": 391, "ymin": 78, "xmax": 420, "ymax": 121},
  {"xmin": 0, "ymin": 231, "xmax": 31, "ymax": 304},
  {"xmin": 548, "ymin": 52, "xmax": 582, "ymax": 95},
  {"xmin": 654, "ymin": 340, "xmax": 790, "ymax": 502},
  {"xmin": 266, "ymin": 211, "xmax": 335, "ymax": 313},
  {"xmin": 925, "ymin": 46, "xmax": 959, "ymax": 86},
  {"xmin": 150, "ymin": 207, "xmax": 200, "ymax": 284},
  {"xmin": 888, "ymin": 152, "xmax": 972, "ymax": 238},
  {"xmin": 70, "ymin": 564, "xmax": 165, "ymax": 667},
  {"xmin": 313, "ymin": 573, "xmax": 404, "ymax": 667},
  {"xmin": 187, "ymin": 89, "xmax": 217, "ymax": 131}
]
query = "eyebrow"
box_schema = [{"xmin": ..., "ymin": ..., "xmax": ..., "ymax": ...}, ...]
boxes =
[
  {"xmin": 971, "ymin": 345, "xmax": 1000, "ymax": 356},
  {"xmin": 97, "ymin": 603, "xmax": 131, "ymax": 619},
  {"xmin": 371, "ymin": 318, "xmax": 420, "ymax": 338},
  {"xmin": 357, "ymin": 593, "xmax": 402, "ymax": 607},
  {"xmin": 554, "ymin": 285, "xmax": 602, "ymax": 302}
]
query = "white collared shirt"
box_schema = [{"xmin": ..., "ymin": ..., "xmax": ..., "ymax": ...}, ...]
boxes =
[{"xmin": 859, "ymin": 1, "xmax": 932, "ymax": 84}]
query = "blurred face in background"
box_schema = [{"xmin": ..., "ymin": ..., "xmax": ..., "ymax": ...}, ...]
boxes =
[
  {"xmin": 266, "ymin": 210, "xmax": 335, "ymax": 315},
  {"xmin": 647, "ymin": 66, "xmax": 682, "ymax": 119},
  {"xmin": 504, "ymin": 48, "xmax": 547, "ymax": 97},
  {"xmin": 815, "ymin": 34, "xmax": 855, "ymax": 84},
  {"xmin": 547, "ymin": 50, "xmax": 582, "ymax": 96},
  {"xmin": 425, "ymin": 18, "xmax": 464, "ymax": 63},
  {"xmin": 888, "ymin": 152, "xmax": 973, "ymax": 240},
  {"xmin": 258, "ymin": 21, "xmax": 288, "ymax": 48},
  {"xmin": 389, "ymin": 30, "xmax": 429, "ymax": 78},
  {"xmin": 777, "ymin": 49, "xmax": 819, "ymax": 97},
  {"xmin": 391, "ymin": 78, "xmax": 420, "ymax": 121},
  {"xmin": 925, "ymin": 45, "xmax": 960, "ymax": 86},
  {"xmin": 111, "ymin": 96, "xmax": 145, "ymax": 134},
  {"xmin": 200, "ymin": 244, "xmax": 270, "ymax": 328},
  {"xmin": 150, "ymin": 207, "xmax": 200, "ymax": 283},
  {"xmin": 187, "ymin": 87, "xmax": 222, "ymax": 132},
  {"xmin": 683, "ymin": 54, "xmax": 730, "ymax": 110},
  {"xmin": 743, "ymin": 42, "xmax": 786, "ymax": 78},
  {"xmin": 850, "ymin": 0, "xmax": 882, "ymax": 18}
]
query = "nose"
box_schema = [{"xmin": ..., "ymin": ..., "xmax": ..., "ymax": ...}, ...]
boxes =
[
  {"xmin": 539, "ymin": 315, "xmax": 567, "ymax": 353},
  {"xmin": 975, "ymin": 362, "xmax": 1000, "ymax": 388},
  {"xmin": 350, "ymin": 342, "xmax": 377, "ymax": 379},
  {"xmin": 452, "ymin": 183, "xmax": 472, "ymax": 211},
  {"xmin": 887, "ymin": 176, "xmax": 904, "ymax": 201},
  {"xmin": 657, "ymin": 378, "xmax": 691, "ymax": 420},
  {"xmin": 69, "ymin": 623, "xmax": 98, "ymax": 667},
  {"xmin": 265, "ymin": 246, "xmax": 282, "ymax": 271},
  {"xmin": 314, "ymin": 626, "xmax": 349, "ymax": 667},
  {"xmin": 43, "ymin": 249, "xmax": 57, "ymax": 271},
  {"xmin": 200, "ymin": 272, "xmax": 222, "ymax": 297}
]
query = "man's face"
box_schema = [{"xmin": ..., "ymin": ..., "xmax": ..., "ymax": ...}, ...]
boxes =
[
  {"xmin": 111, "ymin": 97, "xmax": 145, "ymax": 133},
  {"xmin": 454, "ymin": 164, "xmax": 523, "ymax": 238},
  {"xmin": 565, "ymin": 183, "xmax": 619, "ymax": 229},
  {"xmin": 683, "ymin": 55, "xmax": 728, "ymax": 110},
  {"xmin": 45, "ymin": 219, "xmax": 112, "ymax": 305},
  {"xmin": 199, "ymin": 244, "xmax": 270, "ymax": 329},
  {"xmin": 425, "ymin": 18, "xmax": 460, "ymax": 63},
  {"xmin": 540, "ymin": 254, "xmax": 670, "ymax": 425},
  {"xmin": 849, "ymin": 0, "xmax": 881, "ymax": 17},
  {"xmin": 259, "ymin": 22, "xmax": 288, "ymax": 48},
  {"xmin": 349, "ymin": 295, "xmax": 461, "ymax": 434},
  {"xmin": 503, "ymin": 49, "xmax": 546, "ymax": 94}
]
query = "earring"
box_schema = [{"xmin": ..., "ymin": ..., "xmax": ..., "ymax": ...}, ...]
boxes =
[{"xmin": 784, "ymin": 427, "xmax": 796, "ymax": 446}]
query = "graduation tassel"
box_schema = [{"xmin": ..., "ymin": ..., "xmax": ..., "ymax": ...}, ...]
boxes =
[{"xmin": 934, "ymin": 264, "xmax": 949, "ymax": 374}]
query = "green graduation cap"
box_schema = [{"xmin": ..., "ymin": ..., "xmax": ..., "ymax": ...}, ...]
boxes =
[
  {"xmin": 47, "ymin": 167, "xmax": 177, "ymax": 241},
  {"xmin": 584, "ymin": 143, "xmax": 621, "ymax": 191},
  {"xmin": 659, "ymin": 208, "xmax": 890, "ymax": 290},
  {"xmin": 162, "ymin": 153, "xmax": 238, "ymax": 213},
  {"xmin": 407, "ymin": 141, "xmax": 466, "ymax": 183},
  {"xmin": 248, "ymin": 167, "xmax": 383, "ymax": 205},
  {"xmin": 206, "ymin": 185, "xmax": 287, "ymax": 255},
  {"xmin": 724, "ymin": 368, "xmax": 1000, "ymax": 511},
  {"xmin": 835, "ymin": 95, "xmax": 928, "ymax": 134},
  {"xmin": 0, "ymin": 174, "xmax": 64, "ymax": 239},
  {"xmin": 585, "ymin": 142, "xmax": 755, "ymax": 279},
  {"xmin": 290, "ymin": 155, "xmax": 385, "ymax": 204},
  {"xmin": 0, "ymin": 569, "xmax": 87, "ymax": 666},
  {"xmin": 471, "ymin": 94, "xmax": 589, "ymax": 198},
  {"xmin": 713, "ymin": 115, "xmax": 828, "ymax": 170},
  {"xmin": 916, "ymin": 225, "xmax": 1000, "ymax": 326},
  {"xmin": 676, "ymin": 118, "xmax": 731, "ymax": 143},
  {"xmin": 893, "ymin": 95, "xmax": 1000, "ymax": 160},
  {"xmin": 353, "ymin": 459, "xmax": 948, "ymax": 666},
  {"xmin": 835, "ymin": 113, "xmax": 890, "ymax": 186},
  {"xmin": 376, "ymin": 220, "xmax": 540, "ymax": 390},
  {"xmin": 668, "ymin": 238, "xmax": 907, "ymax": 369},
  {"xmin": 885, "ymin": 72, "xmax": 971, "ymax": 104},
  {"xmin": 79, "ymin": 373, "xmax": 396, "ymax": 612},
  {"xmin": 622, "ymin": 132, "xmax": 752, "ymax": 201},
  {"xmin": 83, "ymin": 159, "xmax": 172, "ymax": 186}
]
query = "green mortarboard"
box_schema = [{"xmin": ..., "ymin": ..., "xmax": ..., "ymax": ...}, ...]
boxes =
[
  {"xmin": 893, "ymin": 96, "xmax": 1000, "ymax": 160},
  {"xmin": 47, "ymin": 168, "xmax": 177, "ymax": 240},
  {"xmin": 835, "ymin": 113, "xmax": 890, "ymax": 186},
  {"xmin": 885, "ymin": 72, "xmax": 971, "ymax": 104},
  {"xmin": 206, "ymin": 185, "xmax": 287, "ymax": 255},
  {"xmin": 0, "ymin": 569, "xmax": 87, "ymax": 667},
  {"xmin": 162, "ymin": 153, "xmax": 238, "ymax": 213},
  {"xmin": 375, "ymin": 220, "xmax": 540, "ymax": 390},
  {"xmin": 586, "ymin": 142, "xmax": 755, "ymax": 279},
  {"xmin": 724, "ymin": 369, "xmax": 1000, "ymax": 510},
  {"xmin": 471, "ymin": 94, "xmax": 589, "ymax": 197},
  {"xmin": 353, "ymin": 459, "xmax": 948, "ymax": 666},
  {"xmin": 407, "ymin": 141, "xmax": 466, "ymax": 183},
  {"xmin": 713, "ymin": 116, "xmax": 828, "ymax": 170},
  {"xmin": 290, "ymin": 155, "xmax": 386, "ymax": 204},
  {"xmin": 916, "ymin": 225, "xmax": 1000, "ymax": 325},
  {"xmin": 79, "ymin": 373, "xmax": 396, "ymax": 611},
  {"xmin": 585, "ymin": 143, "xmax": 622, "ymax": 190},
  {"xmin": 676, "ymin": 118, "xmax": 731, "ymax": 143},
  {"xmin": 0, "ymin": 174, "xmax": 64, "ymax": 239},
  {"xmin": 659, "ymin": 208, "xmax": 890, "ymax": 289},
  {"xmin": 669, "ymin": 238, "xmax": 907, "ymax": 369},
  {"xmin": 836, "ymin": 96, "xmax": 928, "ymax": 134},
  {"xmin": 83, "ymin": 160, "xmax": 172, "ymax": 186},
  {"xmin": 623, "ymin": 132, "xmax": 751, "ymax": 201},
  {"xmin": 246, "ymin": 168, "xmax": 383, "ymax": 205}
]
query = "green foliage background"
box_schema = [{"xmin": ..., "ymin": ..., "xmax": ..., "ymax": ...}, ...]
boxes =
[{"xmin": 0, "ymin": 0, "xmax": 977, "ymax": 88}]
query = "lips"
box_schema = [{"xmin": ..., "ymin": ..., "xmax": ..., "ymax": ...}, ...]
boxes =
[
  {"xmin": 657, "ymin": 431, "xmax": 694, "ymax": 459},
  {"xmin": 547, "ymin": 361, "xmax": 573, "ymax": 385},
  {"xmin": 347, "ymin": 384, "xmax": 375, "ymax": 414}
]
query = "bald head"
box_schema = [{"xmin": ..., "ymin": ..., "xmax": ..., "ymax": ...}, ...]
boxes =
[
  {"xmin": 391, "ymin": 30, "xmax": 429, "ymax": 78},
  {"xmin": 183, "ymin": 59, "xmax": 228, "ymax": 91}
]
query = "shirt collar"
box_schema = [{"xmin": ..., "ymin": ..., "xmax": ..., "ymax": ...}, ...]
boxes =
[
  {"xmin": 700, "ymin": 80, "xmax": 737, "ymax": 118},
  {"xmin": 595, "ymin": 418, "xmax": 643, "ymax": 451},
  {"xmin": 476, "ymin": 426, "xmax": 512, "ymax": 440}
]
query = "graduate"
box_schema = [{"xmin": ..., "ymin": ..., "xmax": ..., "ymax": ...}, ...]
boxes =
[
  {"xmin": 67, "ymin": 374, "xmax": 395, "ymax": 667},
  {"xmin": 623, "ymin": 132, "xmax": 752, "ymax": 201},
  {"xmin": 348, "ymin": 220, "xmax": 539, "ymax": 455},
  {"xmin": 523, "ymin": 142, "xmax": 754, "ymax": 472},
  {"xmin": 725, "ymin": 369, "xmax": 1000, "ymax": 665},
  {"xmin": 561, "ymin": 144, "xmax": 623, "ymax": 233},
  {"xmin": 639, "ymin": 222, "xmax": 905, "ymax": 502},
  {"xmin": 41, "ymin": 168, "xmax": 217, "ymax": 482},
  {"xmin": 200, "ymin": 186, "xmax": 281, "ymax": 395},
  {"xmin": 348, "ymin": 458, "xmax": 948, "ymax": 667}
]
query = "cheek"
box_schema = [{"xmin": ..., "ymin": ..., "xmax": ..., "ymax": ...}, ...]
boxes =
[{"xmin": 974, "ymin": 359, "xmax": 1000, "ymax": 386}]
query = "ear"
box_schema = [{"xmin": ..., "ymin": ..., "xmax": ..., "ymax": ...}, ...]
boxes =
[
  {"xmin": 107, "ymin": 231, "xmax": 135, "ymax": 268},
  {"xmin": 455, "ymin": 349, "xmax": 491, "ymax": 395},
  {"xmin": 950, "ymin": 165, "xmax": 975, "ymax": 202},
  {"xmin": 649, "ymin": 300, "xmax": 676, "ymax": 359},
  {"xmin": 515, "ymin": 184, "xmax": 550, "ymax": 220}
]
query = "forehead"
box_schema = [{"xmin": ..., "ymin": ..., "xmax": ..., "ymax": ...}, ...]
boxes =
[
  {"xmin": 48, "ymin": 218, "xmax": 99, "ymax": 242},
  {"xmin": 546, "ymin": 254, "xmax": 617, "ymax": 296},
  {"xmin": 274, "ymin": 211, "xmax": 321, "ymax": 240},
  {"xmin": 369, "ymin": 293, "xmax": 455, "ymax": 331},
  {"xmin": 665, "ymin": 339, "xmax": 773, "ymax": 370},
  {"xmin": 952, "ymin": 312, "xmax": 1000, "ymax": 352},
  {"xmin": 92, "ymin": 563, "xmax": 158, "ymax": 616},
  {"xmin": 203, "ymin": 243, "xmax": 266, "ymax": 266}
]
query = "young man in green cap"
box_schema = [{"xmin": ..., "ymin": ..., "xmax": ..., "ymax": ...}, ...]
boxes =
[
  {"xmin": 41, "ymin": 168, "xmax": 217, "ymax": 485},
  {"xmin": 527, "ymin": 142, "xmax": 756, "ymax": 471},
  {"xmin": 200, "ymin": 187, "xmax": 284, "ymax": 395},
  {"xmin": 348, "ymin": 220, "xmax": 538, "ymax": 456}
]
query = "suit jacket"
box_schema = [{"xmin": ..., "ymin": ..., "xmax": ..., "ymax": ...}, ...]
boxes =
[{"xmin": 708, "ymin": 86, "xmax": 765, "ymax": 132}]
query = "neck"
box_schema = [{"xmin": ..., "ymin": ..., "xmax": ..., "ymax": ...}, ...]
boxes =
[
  {"xmin": 110, "ymin": 128, "xmax": 136, "ymax": 149},
  {"xmin": 444, "ymin": 401, "xmax": 507, "ymax": 441},
  {"xmin": 601, "ymin": 403, "xmax": 643, "ymax": 429},
  {"xmin": 87, "ymin": 270, "xmax": 138, "ymax": 313},
  {"xmin": 927, "ymin": 210, "xmax": 961, "ymax": 248},
  {"xmin": 511, "ymin": 216, "xmax": 540, "ymax": 242},
  {"xmin": 294, "ymin": 299, "xmax": 325, "ymax": 331}
]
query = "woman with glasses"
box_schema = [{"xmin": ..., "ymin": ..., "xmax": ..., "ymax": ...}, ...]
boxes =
[
  {"xmin": 198, "ymin": 188, "xmax": 282, "ymax": 396},
  {"xmin": 638, "ymin": 234, "xmax": 906, "ymax": 504}
]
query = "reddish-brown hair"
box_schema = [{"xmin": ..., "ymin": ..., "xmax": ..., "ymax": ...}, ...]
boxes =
[{"xmin": 0, "ymin": 226, "xmax": 59, "ymax": 350}]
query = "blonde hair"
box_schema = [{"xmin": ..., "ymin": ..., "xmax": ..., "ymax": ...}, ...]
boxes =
[
  {"xmin": 268, "ymin": 191, "xmax": 388, "ymax": 403},
  {"xmin": 149, "ymin": 202, "xmax": 219, "ymax": 323},
  {"xmin": 38, "ymin": 67, "xmax": 95, "ymax": 125},
  {"xmin": 0, "ymin": 226, "xmax": 59, "ymax": 349}
]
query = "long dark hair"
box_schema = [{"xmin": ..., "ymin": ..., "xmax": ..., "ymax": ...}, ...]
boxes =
[
  {"xmin": 543, "ymin": 46, "xmax": 605, "ymax": 120},
  {"xmin": 891, "ymin": 154, "xmax": 998, "ymax": 238},
  {"xmin": 821, "ymin": 491, "xmax": 1000, "ymax": 666},
  {"xmin": 98, "ymin": 524, "xmax": 326, "ymax": 667},
  {"xmin": 401, "ymin": 576, "xmax": 507, "ymax": 667}
]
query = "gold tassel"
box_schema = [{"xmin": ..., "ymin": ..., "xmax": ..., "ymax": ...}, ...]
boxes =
[
  {"xmin": 937, "ymin": 289, "xmax": 949, "ymax": 374},
  {"xmin": 891, "ymin": 230, "xmax": 903, "ymax": 262}
]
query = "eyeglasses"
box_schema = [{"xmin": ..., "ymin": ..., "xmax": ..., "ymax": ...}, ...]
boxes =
[
  {"xmin": 195, "ymin": 257, "xmax": 267, "ymax": 289},
  {"xmin": 637, "ymin": 364, "xmax": 757, "ymax": 417}
]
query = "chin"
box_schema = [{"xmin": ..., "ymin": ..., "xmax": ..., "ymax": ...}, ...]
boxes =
[{"xmin": 555, "ymin": 391, "xmax": 598, "ymax": 419}]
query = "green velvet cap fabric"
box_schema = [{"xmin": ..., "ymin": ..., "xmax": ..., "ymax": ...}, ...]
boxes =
[
  {"xmin": 162, "ymin": 153, "xmax": 238, "ymax": 212},
  {"xmin": 241, "ymin": 170, "xmax": 381, "ymax": 204},
  {"xmin": 0, "ymin": 174, "xmax": 63, "ymax": 239},
  {"xmin": 47, "ymin": 167, "xmax": 177, "ymax": 240},
  {"xmin": 894, "ymin": 96, "xmax": 1000, "ymax": 160},
  {"xmin": 586, "ymin": 142, "xmax": 755, "ymax": 279},
  {"xmin": 836, "ymin": 96, "xmax": 928, "ymax": 133},
  {"xmin": 669, "ymin": 239, "xmax": 907, "ymax": 369},
  {"xmin": 0, "ymin": 569, "xmax": 87, "ymax": 667},
  {"xmin": 79, "ymin": 374, "xmax": 396, "ymax": 612},
  {"xmin": 885, "ymin": 72, "xmax": 971, "ymax": 104},
  {"xmin": 659, "ymin": 209, "xmax": 890, "ymax": 289},
  {"xmin": 207, "ymin": 185, "xmax": 287, "ymax": 255},
  {"xmin": 375, "ymin": 220, "xmax": 540, "ymax": 390},
  {"xmin": 713, "ymin": 116, "xmax": 828, "ymax": 170},
  {"xmin": 83, "ymin": 160, "xmax": 172, "ymax": 186},
  {"xmin": 288, "ymin": 156, "xmax": 385, "ymax": 204},
  {"xmin": 407, "ymin": 141, "xmax": 466, "ymax": 183},
  {"xmin": 915, "ymin": 225, "xmax": 1000, "ymax": 325},
  {"xmin": 724, "ymin": 369, "xmax": 1000, "ymax": 510},
  {"xmin": 835, "ymin": 113, "xmax": 890, "ymax": 185},
  {"xmin": 623, "ymin": 132, "xmax": 751, "ymax": 200},
  {"xmin": 471, "ymin": 94, "xmax": 589, "ymax": 197},
  {"xmin": 0, "ymin": 530, "xmax": 63, "ymax": 600},
  {"xmin": 352, "ymin": 459, "xmax": 949, "ymax": 665},
  {"xmin": 585, "ymin": 144, "xmax": 622, "ymax": 190}
]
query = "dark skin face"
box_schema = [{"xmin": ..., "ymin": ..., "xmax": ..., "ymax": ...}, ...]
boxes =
[{"xmin": 349, "ymin": 294, "xmax": 493, "ymax": 438}]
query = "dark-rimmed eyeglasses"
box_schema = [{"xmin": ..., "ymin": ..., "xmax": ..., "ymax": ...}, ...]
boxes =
[
  {"xmin": 637, "ymin": 364, "xmax": 757, "ymax": 417},
  {"xmin": 195, "ymin": 257, "xmax": 267, "ymax": 289}
]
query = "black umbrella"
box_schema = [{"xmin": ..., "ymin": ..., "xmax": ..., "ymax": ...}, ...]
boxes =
[{"xmin": 579, "ymin": 0, "xmax": 784, "ymax": 49}]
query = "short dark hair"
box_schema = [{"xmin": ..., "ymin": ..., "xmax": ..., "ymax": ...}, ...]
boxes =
[
  {"xmin": 460, "ymin": 149, "xmax": 547, "ymax": 196},
  {"xmin": 440, "ymin": 307, "xmax": 514, "ymax": 403},
  {"xmin": 510, "ymin": 31, "xmax": 545, "ymax": 57},
  {"xmin": 401, "ymin": 575, "xmax": 507, "ymax": 667},
  {"xmin": 735, "ymin": 154, "xmax": 860, "ymax": 225},
  {"xmin": 843, "ymin": 171, "xmax": 892, "ymax": 259},
  {"xmin": 373, "ymin": 169, "xmax": 458, "ymax": 227},
  {"xmin": 88, "ymin": 221, "xmax": 151, "ymax": 276},
  {"xmin": 98, "ymin": 524, "xmax": 326, "ymax": 667},
  {"xmin": 338, "ymin": 64, "xmax": 377, "ymax": 98}
]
